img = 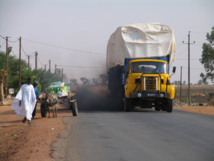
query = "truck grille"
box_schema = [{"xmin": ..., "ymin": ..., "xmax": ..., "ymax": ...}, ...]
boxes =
[{"xmin": 142, "ymin": 77, "xmax": 160, "ymax": 91}]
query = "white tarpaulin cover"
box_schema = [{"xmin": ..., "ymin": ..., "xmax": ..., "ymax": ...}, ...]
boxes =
[{"xmin": 106, "ymin": 23, "xmax": 176, "ymax": 69}]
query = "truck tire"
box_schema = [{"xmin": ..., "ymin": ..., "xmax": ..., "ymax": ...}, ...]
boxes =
[
  {"xmin": 110, "ymin": 87, "xmax": 124, "ymax": 111},
  {"xmin": 71, "ymin": 102, "xmax": 78, "ymax": 116},
  {"xmin": 41, "ymin": 103, "xmax": 47, "ymax": 117},
  {"xmin": 166, "ymin": 99, "xmax": 173, "ymax": 113},
  {"xmin": 124, "ymin": 98, "xmax": 132, "ymax": 112},
  {"xmin": 155, "ymin": 106, "xmax": 161, "ymax": 111}
]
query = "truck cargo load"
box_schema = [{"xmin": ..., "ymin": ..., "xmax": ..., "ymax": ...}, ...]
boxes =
[{"xmin": 106, "ymin": 23, "xmax": 176, "ymax": 69}]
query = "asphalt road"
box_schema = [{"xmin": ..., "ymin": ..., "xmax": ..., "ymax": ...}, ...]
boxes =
[{"xmin": 52, "ymin": 109, "xmax": 214, "ymax": 161}]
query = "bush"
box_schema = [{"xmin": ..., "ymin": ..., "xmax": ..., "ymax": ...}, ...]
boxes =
[{"xmin": 182, "ymin": 97, "xmax": 189, "ymax": 103}]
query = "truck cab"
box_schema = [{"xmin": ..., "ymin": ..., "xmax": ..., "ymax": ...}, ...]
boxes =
[{"xmin": 124, "ymin": 59, "xmax": 176, "ymax": 112}]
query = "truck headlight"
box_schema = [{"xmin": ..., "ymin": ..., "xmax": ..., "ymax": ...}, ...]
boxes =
[
  {"xmin": 138, "ymin": 93, "xmax": 142, "ymax": 97},
  {"xmin": 160, "ymin": 93, "xmax": 164, "ymax": 97}
]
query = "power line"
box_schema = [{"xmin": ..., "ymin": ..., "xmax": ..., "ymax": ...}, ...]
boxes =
[
  {"xmin": 177, "ymin": 34, "xmax": 188, "ymax": 49},
  {"xmin": 0, "ymin": 35, "xmax": 6, "ymax": 39},
  {"xmin": 11, "ymin": 51, "xmax": 16, "ymax": 57},
  {"xmin": 177, "ymin": 58, "xmax": 200, "ymax": 60},
  {"xmin": 38, "ymin": 56, "xmax": 44, "ymax": 67},
  {"xmin": 182, "ymin": 70, "xmax": 201, "ymax": 79},
  {"xmin": 8, "ymin": 39, "xmax": 19, "ymax": 43},
  {"xmin": 183, "ymin": 67, "xmax": 204, "ymax": 70},
  {"xmin": 176, "ymin": 47, "xmax": 188, "ymax": 56},
  {"xmin": 194, "ymin": 44, "xmax": 203, "ymax": 47},
  {"xmin": 0, "ymin": 35, "xmax": 18, "ymax": 43},
  {"xmin": 0, "ymin": 41, "xmax": 5, "ymax": 47},
  {"xmin": 191, "ymin": 31, "xmax": 207, "ymax": 34},
  {"xmin": 21, "ymin": 45, "xmax": 30, "ymax": 57},
  {"xmin": 22, "ymin": 38, "xmax": 105, "ymax": 56},
  {"xmin": 57, "ymin": 64, "xmax": 106, "ymax": 69}
]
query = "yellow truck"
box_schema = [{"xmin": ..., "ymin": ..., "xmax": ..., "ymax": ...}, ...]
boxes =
[{"xmin": 107, "ymin": 23, "xmax": 176, "ymax": 112}]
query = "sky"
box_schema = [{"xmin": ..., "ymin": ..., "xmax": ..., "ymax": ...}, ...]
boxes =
[{"xmin": 0, "ymin": 0, "xmax": 213, "ymax": 84}]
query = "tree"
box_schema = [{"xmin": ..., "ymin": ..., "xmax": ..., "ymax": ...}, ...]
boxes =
[
  {"xmin": 0, "ymin": 51, "xmax": 63, "ymax": 95},
  {"xmin": 70, "ymin": 79, "xmax": 78, "ymax": 86},
  {"xmin": 80, "ymin": 77, "xmax": 89, "ymax": 85},
  {"xmin": 200, "ymin": 27, "xmax": 214, "ymax": 82},
  {"xmin": 197, "ymin": 79, "xmax": 203, "ymax": 85},
  {"xmin": 99, "ymin": 74, "xmax": 108, "ymax": 86},
  {"xmin": 173, "ymin": 80, "xmax": 180, "ymax": 85},
  {"xmin": 92, "ymin": 78, "xmax": 98, "ymax": 86}
]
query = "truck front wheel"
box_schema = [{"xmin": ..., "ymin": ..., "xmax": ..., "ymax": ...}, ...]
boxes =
[
  {"xmin": 166, "ymin": 99, "xmax": 173, "ymax": 113},
  {"xmin": 155, "ymin": 106, "xmax": 161, "ymax": 111}
]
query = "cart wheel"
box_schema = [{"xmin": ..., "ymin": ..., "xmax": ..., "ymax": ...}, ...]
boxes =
[
  {"xmin": 41, "ymin": 103, "xmax": 47, "ymax": 117},
  {"xmin": 71, "ymin": 102, "xmax": 78, "ymax": 116}
]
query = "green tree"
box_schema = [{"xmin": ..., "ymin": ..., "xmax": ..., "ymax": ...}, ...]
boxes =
[
  {"xmin": 70, "ymin": 79, "xmax": 78, "ymax": 85},
  {"xmin": 99, "ymin": 74, "xmax": 108, "ymax": 86},
  {"xmin": 0, "ymin": 51, "xmax": 31, "ymax": 94},
  {"xmin": 0, "ymin": 51, "xmax": 64, "ymax": 95},
  {"xmin": 183, "ymin": 81, "xmax": 186, "ymax": 85},
  {"xmin": 92, "ymin": 78, "xmax": 98, "ymax": 86},
  {"xmin": 80, "ymin": 77, "xmax": 89, "ymax": 85},
  {"xmin": 173, "ymin": 80, "xmax": 180, "ymax": 85},
  {"xmin": 200, "ymin": 27, "xmax": 214, "ymax": 82},
  {"xmin": 197, "ymin": 79, "xmax": 203, "ymax": 85}
]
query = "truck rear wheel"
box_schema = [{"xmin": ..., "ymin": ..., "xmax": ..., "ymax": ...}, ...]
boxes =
[{"xmin": 166, "ymin": 99, "xmax": 173, "ymax": 113}]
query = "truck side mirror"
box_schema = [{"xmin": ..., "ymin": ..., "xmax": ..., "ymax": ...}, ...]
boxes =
[{"xmin": 172, "ymin": 66, "xmax": 176, "ymax": 73}]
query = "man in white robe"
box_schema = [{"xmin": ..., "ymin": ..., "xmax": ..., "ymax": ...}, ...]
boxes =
[{"xmin": 11, "ymin": 78, "xmax": 37, "ymax": 124}]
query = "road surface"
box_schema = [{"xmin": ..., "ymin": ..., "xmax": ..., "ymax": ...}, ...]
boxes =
[{"xmin": 52, "ymin": 109, "xmax": 214, "ymax": 161}]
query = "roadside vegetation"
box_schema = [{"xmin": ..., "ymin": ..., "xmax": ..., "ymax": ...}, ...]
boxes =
[{"xmin": 0, "ymin": 51, "xmax": 65, "ymax": 96}]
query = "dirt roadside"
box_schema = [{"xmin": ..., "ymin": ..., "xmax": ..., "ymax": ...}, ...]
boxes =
[
  {"xmin": 1, "ymin": 102, "xmax": 214, "ymax": 161},
  {"xmin": 0, "ymin": 103, "xmax": 73, "ymax": 161}
]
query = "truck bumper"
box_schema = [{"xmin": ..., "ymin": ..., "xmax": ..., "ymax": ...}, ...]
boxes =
[{"xmin": 129, "ymin": 92, "xmax": 170, "ymax": 99}]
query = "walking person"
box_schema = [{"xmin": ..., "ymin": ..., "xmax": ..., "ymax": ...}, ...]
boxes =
[
  {"xmin": 11, "ymin": 78, "xmax": 37, "ymax": 124},
  {"xmin": 32, "ymin": 80, "xmax": 39, "ymax": 119}
]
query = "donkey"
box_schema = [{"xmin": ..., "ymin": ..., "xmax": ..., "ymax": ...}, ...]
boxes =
[{"xmin": 39, "ymin": 92, "xmax": 59, "ymax": 118}]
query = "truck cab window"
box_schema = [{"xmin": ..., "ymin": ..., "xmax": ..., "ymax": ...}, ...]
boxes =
[{"xmin": 131, "ymin": 62, "xmax": 167, "ymax": 74}]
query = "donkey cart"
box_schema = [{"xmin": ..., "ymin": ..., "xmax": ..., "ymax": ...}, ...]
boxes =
[{"xmin": 40, "ymin": 92, "xmax": 78, "ymax": 117}]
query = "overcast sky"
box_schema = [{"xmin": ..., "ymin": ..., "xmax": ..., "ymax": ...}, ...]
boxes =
[{"xmin": 0, "ymin": 0, "xmax": 213, "ymax": 84}]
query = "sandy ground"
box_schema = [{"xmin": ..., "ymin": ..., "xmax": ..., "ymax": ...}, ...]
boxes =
[
  {"xmin": 0, "ymin": 102, "xmax": 73, "ymax": 161},
  {"xmin": 1, "ymin": 101, "xmax": 214, "ymax": 161},
  {"xmin": 174, "ymin": 105, "xmax": 214, "ymax": 116}
]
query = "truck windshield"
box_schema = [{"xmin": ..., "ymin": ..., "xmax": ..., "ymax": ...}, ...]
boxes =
[{"xmin": 131, "ymin": 62, "xmax": 167, "ymax": 74}]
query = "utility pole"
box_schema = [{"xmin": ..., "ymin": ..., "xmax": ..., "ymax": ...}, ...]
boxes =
[
  {"xmin": 35, "ymin": 52, "xmax": 38, "ymax": 77},
  {"xmin": 5, "ymin": 37, "xmax": 8, "ymax": 98},
  {"xmin": 55, "ymin": 64, "xmax": 57, "ymax": 81},
  {"xmin": 180, "ymin": 66, "xmax": 182, "ymax": 103},
  {"xmin": 183, "ymin": 31, "xmax": 195, "ymax": 106},
  {"xmin": 45, "ymin": 64, "xmax": 46, "ymax": 80},
  {"xmin": 28, "ymin": 55, "xmax": 30, "ymax": 70},
  {"xmin": 62, "ymin": 68, "xmax": 63, "ymax": 82},
  {"xmin": 19, "ymin": 37, "xmax": 21, "ymax": 89},
  {"xmin": 49, "ymin": 59, "xmax": 51, "ymax": 76}
]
